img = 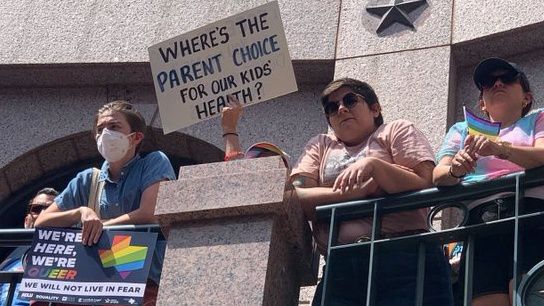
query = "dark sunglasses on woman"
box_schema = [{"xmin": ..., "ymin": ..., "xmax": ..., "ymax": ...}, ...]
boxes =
[
  {"xmin": 479, "ymin": 71, "xmax": 520, "ymax": 89},
  {"xmin": 323, "ymin": 92, "xmax": 364, "ymax": 116},
  {"xmin": 28, "ymin": 203, "xmax": 49, "ymax": 214}
]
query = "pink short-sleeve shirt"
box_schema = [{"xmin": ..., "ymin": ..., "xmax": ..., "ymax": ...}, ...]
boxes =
[{"xmin": 292, "ymin": 119, "xmax": 435, "ymax": 253}]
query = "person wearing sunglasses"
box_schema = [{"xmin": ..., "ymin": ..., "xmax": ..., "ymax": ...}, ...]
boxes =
[
  {"xmin": 291, "ymin": 78, "xmax": 453, "ymax": 305},
  {"xmin": 23, "ymin": 188, "xmax": 58, "ymax": 229},
  {"xmin": 0, "ymin": 188, "xmax": 58, "ymax": 306},
  {"xmin": 433, "ymin": 57, "xmax": 544, "ymax": 306}
]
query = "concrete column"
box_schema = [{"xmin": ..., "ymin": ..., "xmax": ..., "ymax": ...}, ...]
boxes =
[{"xmin": 155, "ymin": 156, "xmax": 316, "ymax": 305}]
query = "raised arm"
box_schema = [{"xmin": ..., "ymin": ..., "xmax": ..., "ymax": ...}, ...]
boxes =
[{"xmin": 221, "ymin": 95, "xmax": 244, "ymax": 160}]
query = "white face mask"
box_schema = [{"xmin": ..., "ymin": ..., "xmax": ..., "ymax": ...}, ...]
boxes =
[{"xmin": 97, "ymin": 128, "xmax": 133, "ymax": 163}]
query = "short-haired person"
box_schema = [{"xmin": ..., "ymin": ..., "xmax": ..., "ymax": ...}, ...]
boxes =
[
  {"xmin": 24, "ymin": 188, "xmax": 58, "ymax": 229},
  {"xmin": 35, "ymin": 101, "xmax": 176, "ymax": 305},
  {"xmin": 0, "ymin": 188, "xmax": 58, "ymax": 306},
  {"xmin": 291, "ymin": 78, "xmax": 453, "ymax": 305},
  {"xmin": 433, "ymin": 58, "xmax": 544, "ymax": 306}
]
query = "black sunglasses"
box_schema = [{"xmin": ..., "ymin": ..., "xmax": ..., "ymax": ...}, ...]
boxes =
[
  {"xmin": 479, "ymin": 71, "xmax": 519, "ymax": 89},
  {"xmin": 29, "ymin": 203, "xmax": 49, "ymax": 214},
  {"xmin": 323, "ymin": 93, "xmax": 364, "ymax": 116}
]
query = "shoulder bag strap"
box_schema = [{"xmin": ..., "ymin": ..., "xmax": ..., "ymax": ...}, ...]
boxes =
[{"xmin": 88, "ymin": 168, "xmax": 104, "ymax": 219}]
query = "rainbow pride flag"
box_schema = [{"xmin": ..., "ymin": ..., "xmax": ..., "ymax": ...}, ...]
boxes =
[{"xmin": 463, "ymin": 106, "xmax": 501, "ymax": 141}]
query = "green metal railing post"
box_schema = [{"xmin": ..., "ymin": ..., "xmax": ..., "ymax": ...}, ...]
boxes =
[
  {"xmin": 415, "ymin": 242, "xmax": 426, "ymax": 306},
  {"xmin": 365, "ymin": 201, "xmax": 380, "ymax": 306},
  {"xmin": 512, "ymin": 174, "xmax": 526, "ymax": 306},
  {"xmin": 321, "ymin": 207, "xmax": 338, "ymax": 306},
  {"xmin": 463, "ymin": 235, "xmax": 474, "ymax": 306}
]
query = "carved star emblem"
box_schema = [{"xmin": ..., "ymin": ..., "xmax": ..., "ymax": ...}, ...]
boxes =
[{"xmin": 366, "ymin": 0, "xmax": 427, "ymax": 34}]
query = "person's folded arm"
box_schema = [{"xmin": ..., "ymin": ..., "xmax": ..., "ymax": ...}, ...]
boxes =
[
  {"xmin": 333, "ymin": 157, "xmax": 434, "ymax": 194},
  {"xmin": 35, "ymin": 203, "xmax": 85, "ymax": 227},
  {"xmin": 102, "ymin": 181, "xmax": 162, "ymax": 226},
  {"xmin": 291, "ymin": 174, "xmax": 379, "ymax": 221},
  {"xmin": 35, "ymin": 203, "xmax": 103, "ymax": 246}
]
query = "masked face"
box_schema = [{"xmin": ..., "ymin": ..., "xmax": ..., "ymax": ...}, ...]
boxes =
[{"xmin": 96, "ymin": 128, "xmax": 133, "ymax": 163}]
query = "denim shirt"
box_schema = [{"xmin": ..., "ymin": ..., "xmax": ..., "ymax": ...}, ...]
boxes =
[{"xmin": 55, "ymin": 150, "xmax": 176, "ymax": 284}]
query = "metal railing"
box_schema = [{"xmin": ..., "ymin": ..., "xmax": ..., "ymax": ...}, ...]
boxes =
[
  {"xmin": 316, "ymin": 166, "xmax": 544, "ymax": 306},
  {"xmin": 0, "ymin": 224, "xmax": 160, "ymax": 306}
]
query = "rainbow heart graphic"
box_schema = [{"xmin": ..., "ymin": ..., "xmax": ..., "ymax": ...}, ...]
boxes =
[{"xmin": 99, "ymin": 235, "xmax": 148, "ymax": 279}]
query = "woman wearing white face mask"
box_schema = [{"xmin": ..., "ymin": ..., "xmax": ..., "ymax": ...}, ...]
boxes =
[{"xmin": 35, "ymin": 100, "xmax": 176, "ymax": 304}]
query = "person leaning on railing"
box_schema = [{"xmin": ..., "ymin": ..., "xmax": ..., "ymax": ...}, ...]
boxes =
[
  {"xmin": 0, "ymin": 188, "xmax": 57, "ymax": 306},
  {"xmin": 34, "ymin": 101, "xmax": 176, "ymax": 305},
  {"xmin": 433, "ymin": 57, "xmax": 544, "ymax": 306},
  {"xmin": 291, "ymin": 78, "xmax": 453, "ymax": 306}
]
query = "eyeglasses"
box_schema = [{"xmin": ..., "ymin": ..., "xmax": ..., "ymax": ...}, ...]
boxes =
[
  {"xmin": 479, "ymin": 71, "xmax": 520, "ymax": 89},
  {"xmin": 28, "ymin": 203, "xmax": 50, "ymax": 214},
  {"xmin": 323, "ymin": 93, "xmax": 364, "ymax": 116}
]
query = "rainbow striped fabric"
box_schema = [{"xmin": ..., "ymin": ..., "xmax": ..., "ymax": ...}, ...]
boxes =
[
  {"xmin": 463, "ymin": 106, "xmax": 501, "ymax": 141},
  {"xmin": 245, "ymin": 142, "xmax": 290, "ymax": 168}
]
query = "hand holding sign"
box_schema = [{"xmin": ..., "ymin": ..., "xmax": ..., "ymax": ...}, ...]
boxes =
[
  {"xmin": 148, "ymin": 1, "xmax": 297, "ymax": 133},
  {"xmin": 19, "ymin": 228, "xmax": 157, "ymax": 305},
  {"xmin": 79, "ymin": 206, "xmax": 103, "ymax": 246}
]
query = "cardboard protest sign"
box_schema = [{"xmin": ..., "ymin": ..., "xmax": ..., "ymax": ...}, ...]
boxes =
[
  {"xmin": 18, "ymin": 228, "xmax": 157, "ymax": 305},
  {"xmin": 148, "ymin": 1, "xmax": 298, "ymax": 133}
]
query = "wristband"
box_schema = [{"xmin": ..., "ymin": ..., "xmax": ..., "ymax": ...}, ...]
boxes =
[
  {"xmin": 448, "ymin": 165, "xmax": 465, "ymax": 179},
  {"xmin": 222, "ymin": 132, "xmax": 239, "ymax": 137}
]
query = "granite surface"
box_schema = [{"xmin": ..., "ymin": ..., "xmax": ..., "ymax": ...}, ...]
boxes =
[
  {"xmin": 0, "ymin": 87, "xmax": 106, "ymax": 168},
  {"xmin": 156, "ymin": 171, "xmax": 288, "ymax": 224},
  {"xmin": 156, "ymin": 157, "xmax": 293, "ymax": 228},
  {"xmin": 158, "ymin": 217, "xmax": 274, "ymax": 305},
  {"xmin": 156, "ymin": 157, "xmax": 317, "ymax": 305},
  {"xmin": 0, "ymin": 0, "xmax": 339, "ymax": 64},
  {"xmin": 337, "ymin": 0, "xmax": 452, "ymax": 58},
  {"xmin": 177, "ymin": 156, "xmax": 286, "ymax": 179},
  {"xmin": 3, "ymin": 153, "xmax": 43, "ymax": 193},
  {"xmin": 452, "ymin": 0, "xmax": 544, "ymax": 44},
  {"xmin": 37, "ymin": 138, "xmax": 78, "ymax": 173},
  {"xmin": 334, "ymin": 46, "xmax": 452, "ymax": 149},
  {"xmin": 263, "ymin": 217, "xmax": 300, "ymax": 305}
]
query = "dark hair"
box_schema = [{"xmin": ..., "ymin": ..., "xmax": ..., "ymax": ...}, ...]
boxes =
[
  {"xmin": 29, "ymin": 188, "xmax": 59, "ymax": 205},
  {"xmin": 320, "ymin": 78, "xmax": 384, "ymax": 127},
  {"xmin": 479, "ymin": 71, "xmax": 533, "ymax": 117},
  {"xmin": 35, "ymin": 188, "xmax": 59, "ymax": 197},
  {"xmin": 93, "ymin": 100, "xmax": 146, "ymax": 151}
]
